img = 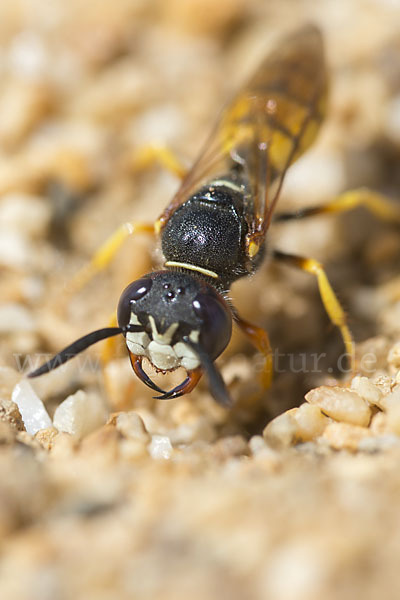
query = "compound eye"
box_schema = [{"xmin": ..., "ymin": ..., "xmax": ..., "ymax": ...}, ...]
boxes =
[
  {"xmin": 193, "ymin": 292, "xmax": 232, "ymax": 360},
  {"xmin": 117, "ymin": 278, "xmax": 153, "ymax": 328}
]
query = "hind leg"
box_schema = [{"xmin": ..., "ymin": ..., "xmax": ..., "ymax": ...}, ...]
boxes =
[
  {"xmin": 275, "ymin": 187, "xmax": 400, "ymax": 224},
  {"xmin": 272, "ymin": 250, "xmax": 355, "ymax": 374}
]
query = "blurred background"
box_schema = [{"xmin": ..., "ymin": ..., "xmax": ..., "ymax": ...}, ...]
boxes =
[{"xmin": 1, "ymin": 2, "xmax": 400, "ymax": 598}]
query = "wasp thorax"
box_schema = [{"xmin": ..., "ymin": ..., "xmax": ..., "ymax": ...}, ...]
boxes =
[{"xmin": 117, "ymin": 270, "xmax": 232, "ymax": 372}]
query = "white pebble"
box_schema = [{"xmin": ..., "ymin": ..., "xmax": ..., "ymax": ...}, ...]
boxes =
[
  {"xmin": 53, "ymin": 390, "xmax": 107, "ymax": 440},
  {"xmin": 0, "ymin": 303, "xmax": 35, "ymax": 333},
  {"xmin": 351, "ymin": 376, "xmax": 383, "ymax": 409},
  {"xmin": 148, "ymin": 435, "xmax": 173, "ymax": 460},
  {"xmin": 0, "ymin": 194, "xmax": 50, "ymax": 237},
  {"xmin": 322, "ymin": 422, "xmax": 370, "ymax": 451},
  {"xmin": 12, "ymin": 379, "xmax": 52, "ymax": 435},
  {"xmin": 305, "ymin": 386, "xmax": 371, "ymax": 427},
  {"xmin": 0, "ymin": 231, "xmax": 31, "ymax": 269},
  {"xmin": 358, "ymin": 434, "xmax": 400, "ymax": 453},
  {"xmin": 292, "ymin": 403, "xmax": 330, "ymax": 441},
  {"xmin": 249, "ymin": 435, "xmax": 281, "ymax": 464},
  {"xmin": 263, "ymin": 411, "xmax": 297, "ymax": 448},
  {"xmin": 380, "ymin": 385, "xmax": 400, "ymax": 412},
  {"xmin": 8, "ymin": 31, "xmax": 48, "ymax": 80},
  {"xmin": 263, "ymin": 404, "xmax": 329, "ymax": 448},
  {"xmin": 115, "ymin": 412, "xmax": 150, "ymax": 443}
]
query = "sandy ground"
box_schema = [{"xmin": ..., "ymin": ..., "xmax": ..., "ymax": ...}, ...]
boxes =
[{"xmin": 1, "ymin": 1, "xmax": 400, "ymax": 598}]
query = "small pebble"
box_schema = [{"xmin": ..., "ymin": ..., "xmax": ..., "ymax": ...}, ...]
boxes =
[
  {"xmin": 11, "ymin": 379, "xmax": 52, "ymax": 435},
  {"xmin": 321, "ymin": 422, "xmax": 371, "ymax": 452},
  {"xmin": 373, "ymin": 375, "xmax": 394, "ymax": 396},
  {"xmin": 292, "ymin": 403, "xmax": 330, "ymax": 441},
  {"xmin": 0, "ymin": 230, "xmax": 32, "ymax": 268},
  {"xmin": 370, "ymin": 412, "xmax": 388, "ymax": 435},
  {"xmin": 0, "ymin": 304, "xmax": 35, "ymax": 333},
  {"xmin": 0, "ymin": 193, "xmax": 50, "ymax": 237},
  {"xmin": 120, "ymin": 438, "xmax": 149, "ymax": 461},
  {"xmin": 114, "ymin": 411, "xmax": 150, "ymax": 443},
  {"xmin": 263, "ymin": 404, "xmax": 330, "ymax": 448},
  {"xmin": 249, "ymin": 435, "xmax": 267, "ymax": 455},
  {"xmin": 168, "ymin": 418, "xmax": 217, "ymax": 445},
  {"xmin": 53, "ymin": 390, "xmax": 108, "ymax": 440},
  {"xmin": 8, "ymin": 31, "xmax": 48, "ymax": 79},
  {"xmin": 305, "ymin": 386, "xmax": 371, "ymax": 427},
  {"xmin": 34, "ymin": 427, "xmax": 59, "ymax": 450},
  {"xmin": 0, "ymin": 397, "xmax": 24, "ymax": 431},
  {"xmin": 148, "ymin": 435, "xmax": 173, "ymax": 460},
  {"xmin": 358, "ymin": 435, "xmax": 400, "ymax": 453},
  {"xmin": 351, "ymin": 376, "xmax": 383, "ymax": 409},
  {"xmin": 379, "ymin": 385, "xmax": 400, "ymax": 412},
  {"xmin": 263, "ymin": 411, "xmax": 298, "ymax": 448}
]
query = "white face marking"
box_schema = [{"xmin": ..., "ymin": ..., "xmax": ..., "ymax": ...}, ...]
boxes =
[
  {"xmin": 126, "ymin": 330, "xmax": 150, "ymax": 357},
  {"xmin": 148, "ymin": 315, "xmax": 179, "ymax": 344},
  {"xmin": 126, "ymin": 311, "xmax": 201, "ymax": 371},
  {"xmin": 189, "ymin": 330, "xmax": 199, "ymax": 343},
  {"xmin": 173, "ymin": 341, "xmax": 200, "ymax": 371},
  {"xmin": 129, "ymin": 313, "xmax": 141, "ymax": 325},
  {"xmin": 147, "ymin": 340, "xmax": 179, "ymax": 370}
]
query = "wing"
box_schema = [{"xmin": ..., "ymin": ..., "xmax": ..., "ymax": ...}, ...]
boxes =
[{"xmin": 156, "ymin": 25, "xmax": 328, "ymax": 258}]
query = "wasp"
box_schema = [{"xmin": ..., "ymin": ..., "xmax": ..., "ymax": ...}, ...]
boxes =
[{"xmin": 28, "ymin": 26, "xmax": 400, "ymax": 406}]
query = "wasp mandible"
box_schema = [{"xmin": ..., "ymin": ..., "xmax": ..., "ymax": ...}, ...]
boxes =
[{"xmin": 28, "ymin": 25, "xmax": 400, "ymax": 406}]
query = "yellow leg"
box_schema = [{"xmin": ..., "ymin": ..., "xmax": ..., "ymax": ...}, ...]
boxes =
[
  {"xmin": 66, "ymin": 221, "xmax": 155, "ymax": 296},
  {"xmin": 101, "ymin": 312, "xmax": 136, "ymax": 409},
  {"xmin": 101, "ymin": 312, "xmax": 119, "ymax": 365},
  {"xmin": 275, "ymin": 187, "xmax": 400, "ymax": 223},
  {"xmin": 235, "ymin": 315, "xmax": 273, "ymax": 389},
  {"xmin": 273, "ymin": 250, "xmax": 356, "ymax": 373},
  {"xmin": 127, "ymin": 145, "xmax": 187, "ymax": 180}
]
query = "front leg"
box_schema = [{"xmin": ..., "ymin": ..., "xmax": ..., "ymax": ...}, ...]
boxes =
[{"xmin": 235, "ymin": 314, "xmax": 273, "ymax": 390}]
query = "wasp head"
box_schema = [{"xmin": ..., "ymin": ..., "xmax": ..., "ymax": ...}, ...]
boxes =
[
  {"xmin": 117, "ymin": 270, "xmax": 233, "ymax": 405},
  {"xmin": 28, "ymin": 270, "xmax": 233, "ymax": 406}
]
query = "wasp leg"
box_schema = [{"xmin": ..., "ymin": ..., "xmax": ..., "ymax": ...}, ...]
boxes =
[
  {"xmin": 65, "ymin": 221, "xmax": 155, "ymax": 297},
  {"xmin": 128, "ymin": 352, "xmax": 167, "ymax": 395},
  {"xmin": 127, "ymin": 145, "xmax": 187, "ymax": 180},
  {"xmin": 235, "ymin": 316, "xmax": 273, "ymax": 390},
  {"xmin": 154, "ymin": 368, "xmax": 203, "ymax": 400},
  {"xmin": 99, "ymin": 312, "xmax": 120, "ymax": 366},
  {"xmin": 273, "ymin": 250, "xmax": 355, "ymax": 373},
  {"xmin": 274, "ymin": 188, "xmax": 400, "ymax": 223},
  {"xmin": 100, "ymin": 312, "xmax": 127, "ymax": 403}
]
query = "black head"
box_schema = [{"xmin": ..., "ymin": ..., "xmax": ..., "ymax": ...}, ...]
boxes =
[
  {"xmin": 117, "ymin": 270, "xmax": 233, "ymax": 405},
  {"xmin": 28, "ymin": 270, "xmax": 233, "ymax": 406}
]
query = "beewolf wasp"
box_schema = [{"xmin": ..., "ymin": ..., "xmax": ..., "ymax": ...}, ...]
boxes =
[{"xmin": 28, "ymin": 26, "xmax": 400, "ymax": 406}]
